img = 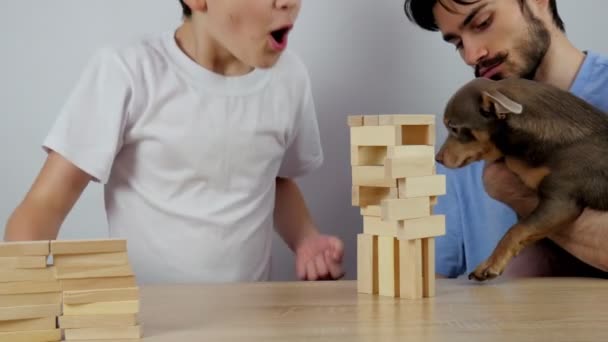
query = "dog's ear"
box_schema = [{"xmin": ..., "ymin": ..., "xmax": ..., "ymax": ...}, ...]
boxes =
[{"xmin": 481, "ymin": 89, "xmax": 523, "ymax": 119}]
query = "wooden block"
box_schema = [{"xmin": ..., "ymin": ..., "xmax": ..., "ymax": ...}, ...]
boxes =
[
  {"xmin": 60, "ymin": 276, "xmax": 136, "ymax": 292},
  {"xmin": 363, "ymin": 115, "xmax": 379, "ymax": 126},
  {"xmin": 0, "ymin": 241, "xmax": 49, "ymax": 257},
  {"xmin": 0, "ymin": 316, "xmax": 56, "ymax": 332},
  {"xmin": 64, "ymin": 325, "xmax": 142, "ymax": 340},
  {"xmin": 380, "ymin": 198, "xmax": 431, "ymax": 221},
  {"xmin": 0, "ymin": 303, "xmax": 61, "ymax": 321},
  {"xmin": 352, "ymin": 166, "xmax": 397, "ymax": 187},
  {"xmin": 347, "ymin": 115, "xmax": 364, "ymax": 127},
  {"xmin": 401, "ymin": 124, "xmax": 436, "ymax": 145},
  {"xmin": 363, "ymin": 215, "xmax": 445, "ymax": 240},
  {"xmin": 0, "ymin": 280, "xmax": 61, "ymax": 295},
  {"xmin": 62, "ymin": 300, "xmax": 139, "ymax": 316},
  {"xmin": 0, "ymin": 267, "xmax": 55, "ymax": 283},
  {"xmin": 398, "ymin": 175, "xmax": 446, "ymax": 198},
  {"xmin": 50, "ymin": 239, "xmax": 126, "ymax": 255},
  {"xmin": 379, "ymin": 114, "xmax": 435, "ymax": 126},
  {"xmin": 357, "ymin": 234, "xmax": 378, "ymax": 295},
  {"xmin": 63, "ymin": 287, "xmax": 139, "ymax": 305},
  {"xmin": 363, "ymin": 216, "xmax": 401, "ymax": 237},
  {"xmin": 400, "ymin": 215, "xmax": 446, "ymax": 240},
  {"xmin": 378, "ymin": 236, "xmax": 399, "ymax": 297},
  {"xmin": 53, "ymin": 252, "xmax": 129, "ymax": 268},
  {"xmin": 422, "ymin": 238, "xmax": 436, "ymax": 298},
  {"xmin": 0, "ymin": 329, "xmax": 61, "ymax": 342},
  {"xmin": 350, "ymin": 146, "xmax": 386, "ymax": 166},
  {"xmin": 0, "ymin": 256, "xmax": 47, "ymax": 269},
  {"xmin": 350, "ymin": 126, "xmax": 402, "ymax": 146},
  {"xmin": 62, "ymin": 340, "xmax": 142, "ymax": 342},
  {"xmin": 399, "ymin": 239, "xmax": 423, "ymax": 299},
  {"xmin": 384, "ymin": 145, "xmax": 435, "ymax": 179},
  {"xmin": 59, "ymin": 313, "xmax": 137, "ymax": 329},
  {"xmin": 360, "ymin": 205, "xmax": 381, "ymax": 217},
  {"xmin": 0, "ymin": 292, "xmax": 61, "ymax": 307},
  {"xmin": 352, "ymin": 186, "xmax": 398, "ymax": 207},
  {"xmin": 54, "ymin": 264, "xmax": 133, "ymax": 280}
]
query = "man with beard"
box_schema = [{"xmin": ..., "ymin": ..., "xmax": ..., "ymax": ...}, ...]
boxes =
[{"xmin": 403, "ymin": 0, "xmax": 608, "ymax": 279}]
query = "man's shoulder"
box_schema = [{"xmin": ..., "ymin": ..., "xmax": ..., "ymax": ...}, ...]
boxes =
[{"xmin": 571, "ymin": 50, "xmax": 608, "ymax": 111}]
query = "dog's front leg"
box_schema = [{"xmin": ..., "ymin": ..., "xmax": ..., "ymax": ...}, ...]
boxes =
[{"xmin": 469, "ymin": 194, "xmax": 582, "ymax": 281}]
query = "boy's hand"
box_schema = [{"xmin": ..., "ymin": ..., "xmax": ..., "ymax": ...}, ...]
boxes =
[{"xmin": 295, "ymin": 233, "xmax": 344, "ymax": 281}]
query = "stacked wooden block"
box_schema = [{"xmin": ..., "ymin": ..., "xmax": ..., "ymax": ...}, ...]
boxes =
[
  {"xmin": 349, "ymin": 114, "xmax": 446, "ymax": 299},
  {"xmin": 0, "ymin": 239, "xmax": 141, "ymax": 341},
  {"xmin": 0, "ymin": 241, "xmax": 61, "ymax": 341},
  {"xmin": 52, "ymin": 239, "xmax": 142, "ymax": 341}
]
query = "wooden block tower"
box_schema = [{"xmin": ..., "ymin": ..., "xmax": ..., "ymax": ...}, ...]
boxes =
[
  {"xmin": 349, "ymin": 114, "xmax": 446, "ymax": 299},
  {"xmin": 0, "ymin": 241, "xmax": 62, "ymax": 341},
  {"xmin": 0, "ymin": 238, "xmax": 142, "ymax": 341}
]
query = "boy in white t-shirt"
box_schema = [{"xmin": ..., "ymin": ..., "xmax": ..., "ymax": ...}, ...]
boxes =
[{"xmin": 4, "ymin": 0, "xmax": 344, "ymax": 284}]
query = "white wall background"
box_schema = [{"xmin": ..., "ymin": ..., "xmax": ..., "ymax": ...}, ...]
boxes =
[{"xmin": 1, "ymin": 1, "xmax": 607, "ymax": 281}]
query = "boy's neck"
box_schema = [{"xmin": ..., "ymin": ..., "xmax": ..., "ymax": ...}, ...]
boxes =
[
  {"xmin": 175, "ymin": 20, "xmax": 254, "ymax": 76},
  {"xmin": 533, "ymin": 31, "xmax": 586, "ymax": 91}
]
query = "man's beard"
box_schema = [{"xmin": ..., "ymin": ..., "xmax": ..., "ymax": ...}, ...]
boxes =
[{"xmin": 475, "ymin": 9, "xmax": 551, "ymax": 80}]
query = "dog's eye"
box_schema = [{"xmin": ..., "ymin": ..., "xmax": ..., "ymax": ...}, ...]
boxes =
[{"xmin": 449, "ymin": 126, "xmax": 459, "ymax": 135}]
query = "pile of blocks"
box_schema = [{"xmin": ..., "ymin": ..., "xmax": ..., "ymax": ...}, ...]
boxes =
[
  {"xmin": 0, "ymin": 239, "xmax": 141, "ymax": 341},
  {"xmin": 349, "ymin": 114, "xmax": 446, "ymax": 299}
]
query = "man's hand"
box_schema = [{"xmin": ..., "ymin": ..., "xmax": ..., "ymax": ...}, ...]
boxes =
[
  {"xmin": 482, "ymin": 161, "xmax": 538, "ymax": 218},
  {"xmin": 295, "ymin": 233, "xmax": 344, "ymax": 281}
]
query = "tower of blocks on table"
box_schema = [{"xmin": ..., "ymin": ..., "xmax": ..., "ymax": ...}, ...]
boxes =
[
  {"xmin": 0, "ymin": 239, "xmax": 142, "ymax": 341},
  {"xmin": 349, "ymin": 114, "xmax": 446, "ymax": 299}
]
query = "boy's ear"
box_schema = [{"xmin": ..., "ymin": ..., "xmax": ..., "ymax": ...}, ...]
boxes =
[
  {"xmin": 481, "ymin": 89, "xmax": 523, "ymax": 119},
  {"xmin": 184, "ymin": 0, "xmax": 207, "ymax": 13}
]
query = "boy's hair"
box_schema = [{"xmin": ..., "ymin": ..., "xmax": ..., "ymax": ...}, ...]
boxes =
[
  {"xmin": 180, "ymin": 0, "xmax": 192, "ymax": 18},
  {"xmin": 403, "ymin": 0, "xmax": 565, "ymax": 32}
]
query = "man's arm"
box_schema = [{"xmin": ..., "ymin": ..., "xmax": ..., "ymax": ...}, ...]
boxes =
[
  {"xmin": 483, "ymin": 162, "xmax": 608, "ymax": 272},
  {"xmin": 273, "ymin": 177, "xmax": 344, "ymax": 280},
  {"xmin": 4, "ymin": 151, "xmax": 90, "ymax": 241}
]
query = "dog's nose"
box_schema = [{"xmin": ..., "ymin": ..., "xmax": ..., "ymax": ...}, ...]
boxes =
[{"xmin": 435, "ymin": 152, "xmax": 444, "ymax": 164}]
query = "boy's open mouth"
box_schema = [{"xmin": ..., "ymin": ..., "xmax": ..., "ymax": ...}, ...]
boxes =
[{"xmin": 270, "ymin": 27, "xmax": 290, "ymax": 45}]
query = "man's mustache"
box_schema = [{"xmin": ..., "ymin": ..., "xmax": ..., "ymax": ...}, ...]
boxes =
[{"xmin": 475, "ymin": 53, "xmax": 508, "ymax": 77}]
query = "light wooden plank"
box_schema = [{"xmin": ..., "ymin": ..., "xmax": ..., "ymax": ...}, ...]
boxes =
[
  {"xmin": 54, "ymin": 264, "xmax": 133, "ymax": 280},
  {"xmin": 422, "ymin": 238, "xmax": 436, "ymax": 298},
  {"xmin": 0, "ymin": 241, "xmax": 49, "ymax": 257},
  {"xmin": 398, "ymin": 175, "xmax": 446, "ymax": 198},
  {"xmin": 0, "ymin": 256, "xmax": 47, "ymax": 269},
  {"xmin": 380, "ymin": 198, "xmax": 431, "ymax": 221},
  {"xmin": 64, "ymin": 325, "xmax": 142, "ymax": 340},
  {"xmin": 59, "ymin": 313, "xmax": 137, "ymax": 329},
  {"xmin": 0, "ymin": 303, "xmax": 61, "ymax": 321},
  {"xmin": 378, "ymin": 114, "xmax": 435, "ymax": 126},
  {"xmin": 63, "ymin": 287, "xmax": 139, "ymax": 305},
  {"xmin": 363, "ymin": 115, "xmax": 379, "ymax": 126},
  {"xmin": 352, "ymin": 186, "xmax": 398, "ymax": 207},
  {"xmin": 350, "ymin": 146, "xmax": 387, "ymax": 166},
  {"xmin": 357, "ymin": 234, "xmax": 378, "ymax": 295},
  {"xmin": 378, "ymin": 236, "xmax": 399, "ymax": 297},
  {"xmin": 347, "ymin": 115, "xmax": 363, "ymax": 127},
  {"xmin": 0, "ymin": 329, "xmax": 61, "ymax": 342},
  {"xmin": 399, "ymin": 239, "xmax": 423, "ymax": 299},
  {"xmin": 360, "ymin": 205, "xmax": 381, "ymax": 217},
  {"xmin": 52, "ymin": 252, "xmax": 129, "ymax": 268},
  {"xmin": 0, "ymin": 292, "xmax": 61, "ymax": 307},
  {"xmin": 62, "ymin": 300, "xmax": 139, "ymax": 316},
  {"xmin": 0, "ymin": 317, "xmax": 56, "ymax": 333},
  {"xmin": 350, "ymin": 126, "xmax": 402, "ymax": 146},
  {"xmin": 50, "ymin": 239, "xmax": 126, "ymax": 255},
  {"xmin": 0, "ymin": 280, "xmax": 61, "ymax": 295},
  {"xmin": 60, "ymin": 276, "xmax": 137, "ymax": 292},
  {"xmin": 0, "ymin": 267, "xmax": 55, "ymax": 283},
  {"xmin": 399, "ymin": 215, "xmax": 446, "ymax": 240}
]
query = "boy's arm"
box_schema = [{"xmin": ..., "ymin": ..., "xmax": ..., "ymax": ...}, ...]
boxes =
[
  {"xmin": 273, "ymin": 177, "xmax": 344, "ymax": 280},
  {"xmin": 4, "ymin": 151, "xmax": 91, "ymax": 241}
]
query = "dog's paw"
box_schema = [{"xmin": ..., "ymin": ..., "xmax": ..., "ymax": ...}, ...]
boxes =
[{"xmin": 468, "ymin": 263, "xmax": 502, "ymax": 282}]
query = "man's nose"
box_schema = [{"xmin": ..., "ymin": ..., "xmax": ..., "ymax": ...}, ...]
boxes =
[
  {"xmin": 275, "ymin": 0, "xmax": 299, "ymax": 10},
  {"xmin": 461, "ymin": 41, "xmax": 488, "ymax": 67}
]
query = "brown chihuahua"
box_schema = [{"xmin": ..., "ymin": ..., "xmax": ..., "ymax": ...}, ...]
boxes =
[{"xmin": 436, "ymin": 77, "xmax": 608, "ymax": 281}]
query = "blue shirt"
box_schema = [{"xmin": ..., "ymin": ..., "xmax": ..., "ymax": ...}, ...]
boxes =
[{"xmin": 434, "ymin": 50, "xmax": 608, "ymax": 277}]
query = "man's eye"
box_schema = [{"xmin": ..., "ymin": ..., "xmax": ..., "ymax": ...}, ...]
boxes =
[{"xmin": 474, "ymin": 16, "xmax": 492, "ymax": 31}]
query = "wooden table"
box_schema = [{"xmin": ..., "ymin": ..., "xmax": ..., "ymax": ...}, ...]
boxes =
[{"xmin": 139, "ymin": 277, "xmax": 608, "ymax": 341}]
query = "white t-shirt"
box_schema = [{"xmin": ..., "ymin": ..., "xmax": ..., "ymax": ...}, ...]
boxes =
[{"xmin": 42, "ymin": 30, "xmax": 323, "ymax": 284}]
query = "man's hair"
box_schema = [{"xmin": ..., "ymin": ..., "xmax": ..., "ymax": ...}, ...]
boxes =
[
  {"xmin": 403, "ymin": 0, "xmax": 565, "ymax": 32},
  {"xmin": 180, "ymin": 0, "xmax": 192, "ymax": 18}
]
